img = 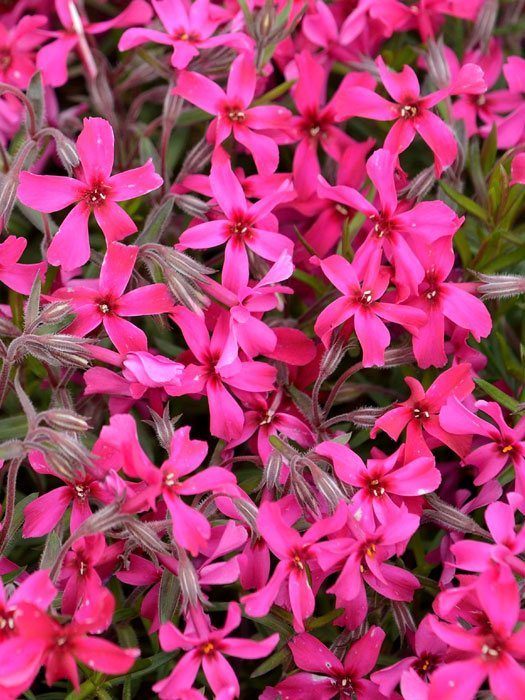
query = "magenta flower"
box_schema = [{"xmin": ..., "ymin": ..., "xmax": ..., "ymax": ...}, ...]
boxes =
[
  {"xmin": 316, "ymin": 440, "xmax": 441, "ymax": 528},
  {"xmin": 372, "ymin": 363, "xmax": 474, "ymax": 461},
  {"xmin": 241, "ymin": 500, "xmax": 347, "ymax": 631},
  {"xmin": 119, "ymin": 0, "xmax": 251, "ymax": 70},
  {"xmin": 440, "ymin": 398, "xmax": 525, "ymax": 486},
  {"xmin": 429, "ymin": 567, "xmax": 525, "ymax": 700},
  {"xmin": 313, "ymin": 506, "xmax": 420, "ymax": 604},
  {"xmin": 288, "ymin": 50, "xmax": 375, "ymax": 198},
  {"xmin": 0, "ymin": 14, "xmax": 47, "ymax": 88},
  {"xmin": 153, "ymin": 602, "xmax": 278, "ymax": 699},
  {"xmin": 23, "ymin": 451, "xmax": 110, "ymax": 538},
  {"xmin": 0, "ymin": 570, "xmax": 56, "ymax": 643},
  {"xmin": 174, "ymin": 53, "xmax": 292, "ymax": 173},
  {"xmin": 371, "ymin": 615, "xmax": 446, "ymax": 696},
  {"xmin": 37, "ymin": 0, "xmax": 152, "ymax": 87},
  {"xmin": 314, "ymin": 253, "xmax": 426, "ymax": 366},
  {"xmin": 271, "ymin": 627, "xmax": 385, "ymax": 700},
  {"xmin": 0, "ymin": 235, "xmax": 46, "ymax": 294},
  {"xmin": 170, "ymin": 307, "xmax": 277, "ymax": 441},
  {"xmin": 409, "ymin": 236, "xmax": 492, "ymax": 367},
  {"xmin": 18, "ymin": 117, "xmax": 163, "ymax": 270},
  {"xmin": 450, "ymin": 494, "xmax": 525, "ymax": 578},
  {"xmin": 178, "ymin": 148, "xmax": 293, "ymax": 289},
  {"xmin": 0, "ymin": 590, "xmax": 139, "ymax": 691},
  {"xmin": 511, "ymin": 153, "xmax": 525, "ymax": 185},
  {"xmin": 333, "ymin": 57, "xmax": 476, "ymax": 175},
  {"xmin": 318, "ymin": 147, "xmax": 462, "ymax": 298},
  {"xmin": 54, "ymin": 241, "xmax": 174, "ymax": 354}
]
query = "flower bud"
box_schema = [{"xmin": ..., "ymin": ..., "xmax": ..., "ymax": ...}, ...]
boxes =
[
  {"xmin": 41, "ymin": 409, "xmax": 90, "ymax": 433},
  {"xmin": 476, "ymin": 272, "xmax": 525, "ymax": 300}
]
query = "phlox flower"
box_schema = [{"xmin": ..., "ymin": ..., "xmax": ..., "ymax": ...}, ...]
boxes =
[
  {"xmin": 54, "ymin": 241, "xmax": 174, "ymax": 354},
  {"xmin": 429, "ymin": 567, "xmax": 525, "ymax": 700},
  {"xmin": 314, "ymin": 252, "xmax": 426, "ymax": 366},
  {"xmin": 153, "ymin": 602, "xmax": 278, "ymax": 699},
  {"xmin": 175, "ymin": 52, "xmax": 292, "ymax": 173},
  {"xmin": 408, "ymin": 237, "xmax": 492, "ymax": 367},
  {"xmin": 170, "ymin": 306, "xmax": 277, "ymax": 441},
  {"xmin": 372, "ymin": 363, "xmax": 474, "ymax": 461},
  {"xmin": 317, "ymin": 147, "xmax": 462, "ymax": 298},
  {"xmin": 268, "ymin": 627, "xmax": 385, "ymax": 700},
  {"xmin": 37, "ymin": 0, "xmax": 152, "ymax": 87},
  {"xmin": 333, "ymin": 56, "xmax": 485, "ymax": 175},
  {"xmin": 241, "ymin": 500, "xmax": 348, "ymax": 631},
  {"xmin": 119, "ymin": 0, "xmax": 251, "ymax": 69},
  {"xmin": 440, "ymin": 398, "xmax": 525, "ymax": 486},
  {"xmin": 178, "ymin": 148, "xmax": 293, "ymax": 289},
  {"xmin": 0, "ymin": 14, "xmax": 46, "ymax": 88},
  {"xmin": 18, "ymin": 117, "xmax": 163, "ymax": 270},
  {"xmin": 315, "ymin": 440, "xmax": 440, "ymax": 528}
]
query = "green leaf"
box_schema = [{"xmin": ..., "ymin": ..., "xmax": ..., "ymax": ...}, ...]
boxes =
[
  {"xmin": 251, "ymin": 647, "xmax": 291, "ymax": 678},
  {"xmin": 0, "ymin": 414, "xmax": 28, "ymax": 440},
  {"xmin": 474, "ymin": 378, "xmax": 521, "ymax": 412},
  {"xmin": 158, "ymin": 569, "xmax": 179, "ymax": 623},
  {"xmin": 26, "ymin": 71, "xmax": 45, "ymax": 131},
  {"xmin": 440, "ymin": 181, "xmax": 488, "ymax": 222},
  {"xmin": 480, "ymin": 123, "xmax": 497, "ymax": 174},
  {"xmin": 306, "ymin": 607, "xmax": 345, "ymax": 629},
  {"xmin": 40, "ymin": 530, "xmax": 63, "ymax": 570},
  {"xmin": 137, "ymin": 198, "xmax": 174, "ymax": 244}
]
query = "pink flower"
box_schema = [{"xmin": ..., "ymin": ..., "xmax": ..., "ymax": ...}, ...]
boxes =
[
  {"xmin": 174, "ymin": 53, "xmax": 292, "ymax": 173},
  {"xmin": 18, "ymin": 117, "xmax": 163, "ymax": 270},
  {"xmin": 119, "ymin": 0, "xmax": 251, "ymax": 70},
  {"xmin": 37, "ymin": 0, "xmax": 152, "ymax": 87},
  {"xmin": 0, "ymin": 570, "xmax": 56, "ymax": 643},
  {"xmin": 288, "ymin": 50, "xmax": 375, "ymax": 198},
  {"xmin": 429, "ymin": 567, "xmax": 525, "ymax": 700},
  {"xmin": 440, "ymin": 399, "xmax": 525, "ymax": 485},
  {"xmin": 371, "ymin": 615, "xmax": 446, "ymax": 696},
  {"xmin": 23, "ymin": 451, "xmax": 110, "ymax": 538},
  {"xmin": 54, "ymin": 241, "xmax": 174, "ymax": 354},
  {"xmin": 0, "ymin": 235, "xmax": 46, "ymax": 294},
  {"xmin": 450, "ymin": 494, "xmax": 525, "ymax": 578},
  {"xmin": 333, "ymin": 56, "xmax": 476, "ymax": 175},
  {"xmin": 270, "ymin": 627, "xmax": 385, "ymax": 699},
  {"xmin": 372, "ymin": 363, "xmax": 474, "ymax": 461},
  {"xmin": 170, "ymin": 306, "xmax": 277, "ymax": 441},
  {"xmin": 241, "ymin": 500, "xmax": 347, "ymax": 631},
  {"xmin": 316, "ymin": 441, "xmax": 440, "ymax": 528},
  {"xmin": 511, "ymin": 153, "xmax": 525, "ymax": 185},
  {"xmin": 0, "ymin": 589, "xmax": 139, "ymax": 691},
  {"xmin": 318, "ymin": 148, "xmax": 462, "ymax": 298},
  {"xmin": 179, "ymin": 148, "xmax": 293, "ymax": 289},
  {"xmin": 313, "ymin": 506, "xmax": 420, "ymax": 604},
  {"xmin": 314, "ymin": 253, "xmax": 426, "ymax": 366},
  {"xmin": 0, "ymin": 14, "xmax": 46, "ymax": 88},
  {"xmin": 153, "ymin": 602, "xmax": 278, "ymax": 699},
  {"xmin": 409, "ymin": 237, "xmax": 492, "ymax": 367}
]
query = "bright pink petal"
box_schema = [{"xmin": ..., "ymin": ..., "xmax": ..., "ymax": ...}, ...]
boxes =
[
  {"xmin": 175, "ymin": 69, "xmax": 224, "ymax": 114},
  {"xmin": 415, "ymin": 111, "xmax": 457, "ymax": 176},
  {"xmin": 72, "ymin": 636, "xmax": 139, "ymax": 675},
  {"xmin": 22, "ymin": 486, "xmax": 71, "ymax": 538},
  {"xmin": 103, "ymin": 315, "xmax": 147, "ymax": 354},
  {"xmin": 94, "ymin": 200, "xmax": 137, "ymax": 243},
  {"xmin": 108, "ymin": 160, "xmax": 162, "ymax": 201},
  {"xmin": 18, "ymin": 172, "xmax": 82, "ymax": 212},
  {"xmin": 77, "ymin": 117, "xmax": 115, "ymax": 182},
  {"xmin": 47, "ymin": 203, "xmax": 91, "ymax": 270},
  {"xmin": 118, "ymin": 284, "xmax": 173, "ymax": 316}
]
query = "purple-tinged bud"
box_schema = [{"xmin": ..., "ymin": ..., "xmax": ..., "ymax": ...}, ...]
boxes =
[
  {"xmin": 425, "ymin": 39, "xmax": 451, "ymax": 89},
  {"xmin": 391, "ymin": 601, "xmax": 416, "ymax": 643},
  {"xmin": 126, "ymin": 519, "xmax": 169, "ymax": 555},
  {"xmin": 177, "ymin": 550, "xmax": 205, "ymax": 610},
  {"xmin": 467, "ymin": 0, "xmax": 497, "ymax": 52},
  {"xmin": 399, "ymin": 166, "xmax": 436, "ymax": 201},
  {"xmin": 147, "ymin": 405, "xmax": 178, "ymax": 452},
  {"xmin": 309, "ymin": 463, "xmax": 348, "ymax": 510},
  {"xmin": 233, "ymin": 497, "xmax": 258, "ymax": 532},
  {"xmin": 476, "ymin": 272, "xmax": 525, "ymax": 300},
  {"xmin": 40, "ymin": 410, "xmax": 90, "ymax": 433},
  {"xmin": 173, "ymin": 193, "xmax": 209, "ymax": 218},
  {"xmin": 423, "ymin": 493, "xmax": 490, "ymax": 538},
  {"xmin": 0, "ymin": 171, "xmax": 18, "ymax": 221},
  {"xmin": 290, "ymin": 458, "xmax": 321, "ymax": 519},
  {"xmin": 0, "ymin": 440, "xmax": 24, "ymax": 460},
  {"xmin": 262, "ymin": 450, "xmax": 283, "ymax": 491},
  {"xmin": 383, "ymin": 344, "xmax": 415, "ymax": 368},
  {"xmin": 37, "ymin": 301, "xmax": 75, "ymax": 326},
  {"xmin": 348, "ymin": 405, "xmax": 391, "ymax": 429},
  {"xmin": 176, "ymin": 138, "xmax": 213, "ymax": 181},
  {"xmin": 319, "ymin": 337, "xmax": 346, "ymax": 381}
]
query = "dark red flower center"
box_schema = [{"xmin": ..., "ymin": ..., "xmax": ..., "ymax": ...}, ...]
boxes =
[
  {"xmin": 173, "ymin": 30, "xmax": 200, "ymax": 42},
  {"xmin": 84, "ymin": 182, "xmax": 111, "ymax": 208},
  {"xmin": 368, "ymin": 478, "xmax": 386, "ymax": 497},
  {"xmin": 399, "ymin": 104, "xmax": 419, "ymax": 120}
]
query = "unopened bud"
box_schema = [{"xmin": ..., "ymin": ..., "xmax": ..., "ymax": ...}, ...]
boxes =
[
  {"xmin": 173, "ymin": 193, "xmax": 209, "ymax": 218},
  {"xmin": 476, "ymin": 272, "xmax": 525, "ymax": 300},
  {"xmin": 38, "ymin": 301, "xmax": 75, "ymax": 325},
  {"xmin": 399, "ymin": 166, "xmax": 436, "ymax": 201},
  {"xmin": 319, "ymin": 337, "xmax": 346, "ymax": 381},
  {"xmin": 426, "ymin": 39, "xmax": 451, "ymax": 89},
  {"xmin": 290, "ymin": 459, "xmax": 321, "ymax": 518},
  {"xmin": 423, "ymin": 493, "xmax": 490, "ymax": 538},
  {"xmin": 55, "ymin": 134, "xmax": 80, "ymax": 173},
  {"xmin": 347, "ymin": 405, "xmax": 391, "ymax": 429},
  {"xmin": 467, "ymin": 0, "xmax": 497, "ymax": 52},
  {"xmin": 383, "ymin": 344, "xmax": 415, "ymax": 367},
  {"xmin": 176, "ymin": 138, "xmax": 213, "ymax": 181},
  {"xmin": 309, "ymin": 463, "xmax": 347, "ymax": 510},
  {"xmin": 262, "ymin": 450, "xmax": 283, "ymax": 491},
  {"xmin": 0, "ymin": 172, "xmax": 18, "ymax": 221},
  {"xmin": 177, "ymin": 552, "xmax": 204, "ymax": 610},
  {"xmin": 233, "ymin": 498, "xmax": 259, "ymax": 532},
  {"xmin": 41, "ymin": 409, "xmax": 89, "ymax": 432}
]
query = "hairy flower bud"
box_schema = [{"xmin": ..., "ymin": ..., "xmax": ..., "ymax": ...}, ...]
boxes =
[
  {"xmin": 476, "ymin": 272, "xmax": 525, "ymax": 300},
  {"xmin": 40, "ymin": 409, "xmax": 90, "ymax": 433}
]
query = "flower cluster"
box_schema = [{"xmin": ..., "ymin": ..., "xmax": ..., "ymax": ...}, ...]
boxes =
[{"xmin": 0, "ymin": 0, "xmax": 523, "ymax": 699}]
